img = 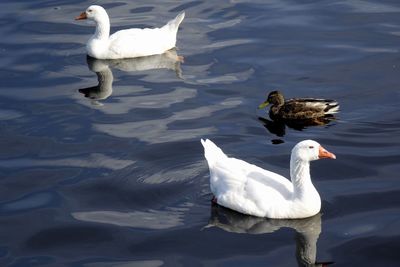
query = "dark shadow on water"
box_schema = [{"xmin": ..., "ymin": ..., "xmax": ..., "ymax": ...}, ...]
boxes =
[
  {"xmin": 258, "ymin": 116, "xmax": 337, "ymax": 144},
  {"xmin": 206, "ymin": 203, "xmax": 334, "ymax": 267},
  {"xmin": 78, "ymin": 49, "xmax": 183, "ymax": 105}
]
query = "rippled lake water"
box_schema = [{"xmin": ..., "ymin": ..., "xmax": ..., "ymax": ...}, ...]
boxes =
[{"xmin": 0, "ymin": 0, "xmax": 400, "ymax": 266}]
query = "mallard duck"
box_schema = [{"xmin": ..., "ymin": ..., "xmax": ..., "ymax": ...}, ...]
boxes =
[
  {"xmin": 201, "ymin": 139, "xmax": 336, "ymax": 219},
  {"xmin": 75, "ymin": 5, "xmax": 185, "ymax": 59},
  {"xmin": 258, "ymin": 91, "xmax": 339, "ymax": 120}
]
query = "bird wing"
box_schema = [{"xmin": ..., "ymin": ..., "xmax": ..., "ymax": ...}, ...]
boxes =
[
  {"xmin": 282, "ymin": 98, "xmax": 339, "ymax": 119},
  {"xmin": 108, "ymin": 27, "xmax": 175, "ymax": 58},
  {"xmin": 202, "ymin": 139, "xmax": 293, "ymax": 216}
]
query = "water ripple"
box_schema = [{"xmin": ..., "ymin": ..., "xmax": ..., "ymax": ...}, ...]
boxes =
[
  {"xmin": 72, "ymin": 207, "xmax": 187, "ymax": 229},
  {"xmin": 0, "ymin": 153, "xmax": 134, "ymax": 170},
  {"xmin": 94, "ymin": 98, "xmax": 243, "ymax": 143}
]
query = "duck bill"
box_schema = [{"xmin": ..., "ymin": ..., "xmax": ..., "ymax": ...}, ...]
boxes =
[
  {"xmin": 318, "ymin": 146, "xmax": 336, "ymax": 159},
  {"xmin": 258, "ymin": 100, "xmax": 270, "ymax": 109},
  {"xmin": 75, "ymin": 12, "xmax": 87, "ymax": 20}
]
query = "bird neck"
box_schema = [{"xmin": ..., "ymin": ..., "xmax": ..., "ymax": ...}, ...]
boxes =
[
  {"xmin": 270, "ymin": 105, "xmax": 282, "ymax": 118},
  {"xmin": 93, "ymin": 15, "xmax": 110, "ymax": 40},
  {"xmin": 270, "ymin": 99, "xmax": 284, "ymax": 117},
  {"xmin": 290, "ymin": 156, "xmax": 315, "ymax": 197}
]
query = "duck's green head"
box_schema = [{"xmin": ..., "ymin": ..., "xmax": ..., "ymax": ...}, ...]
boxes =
[{"xmin": 258, "ymin": 90, "xmax": 284, "ymax": 109}]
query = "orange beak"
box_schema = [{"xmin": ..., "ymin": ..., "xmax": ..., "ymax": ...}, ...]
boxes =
[
  {"xmin": 318, "ymin": 146, "xmax": 336, "ymax": 159},
  {"xmin": 75, "ymin": 12, "xmax": 87, "ymax": 20}
]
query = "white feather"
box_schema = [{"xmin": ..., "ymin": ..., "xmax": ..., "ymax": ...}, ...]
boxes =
[
  {"xmin": 201, "ymin": 139, "xmax": 332, "ymax": 219},
  {"xmin": 79, "ymin": 5, "xmax": 185, "ymax": 59}
]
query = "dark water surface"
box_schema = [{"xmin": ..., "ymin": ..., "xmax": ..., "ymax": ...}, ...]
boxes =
[{"xmin": 1, "ymin": 0, "xmax": 400, "ymax": 266}]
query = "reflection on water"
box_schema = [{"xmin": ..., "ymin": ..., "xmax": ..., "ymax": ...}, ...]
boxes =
[
  {"xmin": 0, "ymin": 191, "xmax": 60, "ymax": 214},
  {"xmin": 94, "ymin": 98, "xmax": 242, "ymax": 143},
  {"xmin": 258, "ymin": 115, "xmax": 337, "ymax": 144},
  {"xmin": 78, "ymin": 57, "xmax": 113, "ymax": 105},
  {"xmin": 72, "ymin": 206, "xmax": 188, "ymax": 229},
  {"xmin": 0, "ymin": 153, "xmax": 134, "ymax": 170},
  {"xmin": 206, "ymin": 204, "xmax": 332, "ymax": 267},
  {"xmin": 79, "ymin": 50, "xmax": 183, "ymax": 105},
  {"xmin": 82, "ymin": 260, "xmax": 164, "ymax": 267}
]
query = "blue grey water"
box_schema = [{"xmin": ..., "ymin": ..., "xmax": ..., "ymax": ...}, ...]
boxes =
[{"xmin": 0, "ymin": 0, "xmax": 399, "ymax": 266}]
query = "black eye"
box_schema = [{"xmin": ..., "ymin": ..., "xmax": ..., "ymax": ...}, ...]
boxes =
[
  {"xmin": 88, "ymin": 9, "xmax": 92, "ymax": 12},
  {"xmin": 309, "ymin": 146, "xmax": 314, "ymax": 149}
]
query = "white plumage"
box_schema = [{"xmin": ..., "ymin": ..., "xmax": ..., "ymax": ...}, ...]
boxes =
[
  {"xmin": 201, "ymin": 139, "xmax": 336, "ymax": 219},
  {"xmin": 76, "ymin": 5, "xmax": 185, "ymax": 59}
]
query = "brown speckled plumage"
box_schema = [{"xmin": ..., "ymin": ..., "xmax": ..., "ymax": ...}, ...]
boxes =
[{"xmin": 261, "ymin": 91, "xmax": 339, "ymax": 120}]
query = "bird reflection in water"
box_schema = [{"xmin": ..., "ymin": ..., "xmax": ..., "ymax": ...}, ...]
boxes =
[
  {"xmin": 78, "ymin": 49, "xmax": 183, "ymax": 105},
  {"xmin": 205, "ymin": 204, "xmax": 333, "ymax": 267},
  {"xmin": 258, "ymin": 115, "xmax": 337, "ymax": 144}
]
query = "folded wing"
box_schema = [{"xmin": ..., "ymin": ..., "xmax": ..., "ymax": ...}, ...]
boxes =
[{"xmin": 201, "ymin": 139, "xmax": 294, "ymax": 217}]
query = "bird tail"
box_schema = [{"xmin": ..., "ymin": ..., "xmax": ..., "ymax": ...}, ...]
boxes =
[
  {"xmin": 201, "ymin": 139, "xmax": 227, "ymax": 166},
  {"xmin": 324, "ymin": 101, "xmax": 340, "ymax": 114},
  {"xmin": 165, "ymin": 11, "xmax": 185, "ymax": 32}
]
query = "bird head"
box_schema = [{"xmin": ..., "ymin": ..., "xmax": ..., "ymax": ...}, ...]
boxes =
[
  {"xmin": 292, "ymin": 140, "xmax": 336, "ymax": 162},
  {"xmin": 75, "ymin": 5, "xmax": 107, "ymax": 22},
  {"xmin": 258, "ymin": 90, "xmax": 285, "ymax": 109}
]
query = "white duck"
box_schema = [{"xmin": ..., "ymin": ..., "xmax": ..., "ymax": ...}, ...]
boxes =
[
  {"xmin": 201, "ymin": 139, "xmax": 336, "ymax": 219},
  {"xmin": 75, "ymin": 5, "xmax": 185, "ymax": 59}
]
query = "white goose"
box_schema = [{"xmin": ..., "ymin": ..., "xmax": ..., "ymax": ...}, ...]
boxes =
[
  {"xmin": 75, "ymin": 5, "xmax": 185, "ymax": 59},
  {"xmin": 201, "ymin": 139, "xmax": 336, "ymax": 219}
]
